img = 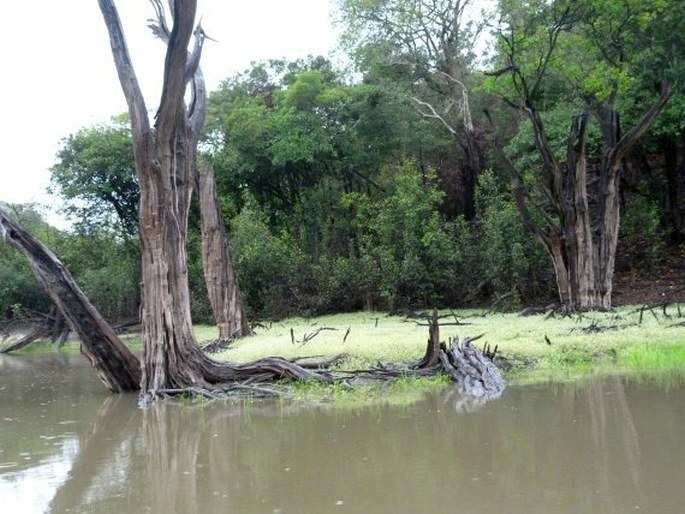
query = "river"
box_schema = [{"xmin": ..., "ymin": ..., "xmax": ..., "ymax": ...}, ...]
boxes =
[{"xmin": 1, "ymin": 353, "xmax": 684, "ymax": 513}]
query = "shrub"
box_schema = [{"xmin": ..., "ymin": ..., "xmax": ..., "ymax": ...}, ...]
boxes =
[
  {"xmin": 619, "ymin": 193, "xmax": 667, "ymax": 268},
  {"xmin": 343, "ymin": 161, "xmax": 463, "ymax": 310},
  {"xmin": 474, "ymin": 170, "xmax": 555, "ymax": 305},
  {"xmin": 229, "ymin": 203, "xmax": 304, "ymax": 319}
]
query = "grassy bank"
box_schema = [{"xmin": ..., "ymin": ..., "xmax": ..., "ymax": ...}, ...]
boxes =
[
  {"xmin": 7, "ymin": 305, "xmax": 685, "ymax": 395},
  {"xmin": 205, "ymin": 306, "xmax": 685, "ymax": 385}
]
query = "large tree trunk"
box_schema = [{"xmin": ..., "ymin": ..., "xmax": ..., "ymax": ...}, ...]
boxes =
[
  {"xmin": 510, "ymin": 110, "xmax": 608, "ymax": 311},
  {"xmin": 98, "ymin": 0, "xmax": 206, "ymax": 395},
  {"xmin": 196, "ymin": 162, "xmax": 250, "ymax": 340},
  {"xmin": 0, "ymin": 207, "xmax": 141, "ymax": 391},
  {"xmin": 99, "ymin": 0, "xmax": 336, "ymax": 403},
  {"xmin": 509, "ymin": 84, "xmax": 671, "ymax": 311}
]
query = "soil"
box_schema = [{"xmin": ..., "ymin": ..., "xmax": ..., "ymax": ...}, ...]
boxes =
[{"xmin": 613, "ymin": 244, "xmax": 685, "ymax": 307}]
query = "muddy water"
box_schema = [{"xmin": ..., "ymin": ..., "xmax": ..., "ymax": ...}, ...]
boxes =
[{"xmin": 1, "ymin": 353, "xmax": 684, "ymax": 514}]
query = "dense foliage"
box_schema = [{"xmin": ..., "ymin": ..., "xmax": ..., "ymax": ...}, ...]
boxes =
[{"xmin": 1, "ymin": 0, "xmax": 682, "ymax": 323}]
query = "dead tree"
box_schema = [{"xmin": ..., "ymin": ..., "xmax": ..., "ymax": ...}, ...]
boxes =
[
  {"xmin": 413, "ymin": 309, "xmax": 506, "ymax": 398},
  {"xmin": 197, "ymin": 162, "xmax": 250, "ymax": 340},
  {"xmin": 0, "ymin": 206, "xmax": 141, "ymax": 391},
  {"xmin": 98, "ymin": 0, "xmax": 335, "ymax": 403},
  {"xmin": 145, "ymin": 2, "xmax": 250, "ymax": 342}
]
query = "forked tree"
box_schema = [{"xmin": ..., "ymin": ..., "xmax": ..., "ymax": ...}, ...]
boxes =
[
  {"xmin": 144, "ymin": 0, "xmax": 250, "ymax": 341},
  {"xmin": 98, "ymin": 0, "xmax": 332, "ymax": 402},
  {"xmin": 489, "ymin": 1, "xmax": 671, "ymax": 311}
]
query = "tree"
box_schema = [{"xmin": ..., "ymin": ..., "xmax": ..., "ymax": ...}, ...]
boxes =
[
  {"xmin": 196, "ymin": 160, "xmax": 249, "ymax": 340},
  {"xmin": 98, "ymin": 0, "xmax": 333, "ymax": 402},
  {"xmin": 342, "ymin": 160, "xmax": 462, "ymax": 309},
  {"xmin": 0, "ymin": 205, "xmax": 141, "ymax": 391},
  {"xmin": 50, "ymin": 113, "xmax": 248, "ymax": 339},
  {"xmin": 487, "ymin": 0, "xmax": 672, "ymax": 310},
  {"xmin": 50, "ymin": 116, "xmax": 139, "ymax": 238},
  {"xmin": 336, "ymin": 0, "xmax": 487, "ymax": 220}
]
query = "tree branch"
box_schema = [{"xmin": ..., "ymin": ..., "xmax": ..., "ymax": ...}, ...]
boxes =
[
  {"xmin": 435, "ymin": 69, "xmax": 473, "ymax": 130},
  {"xmin": 155, "ymin": 0, "xmax": 197, "ymax": 143},
  {"xmin": 97, "ymin": 0, "xmax": 150, "ymax": 152},
  {"xmin": 411, "ymin": 96, "xmax": 457, "ymax": 135},
  {"xmin": 483, "ymin": 109, "xmax": 550, "ymax": 247},
  {"xmin": 607, "ymin": 82, "xmax": 672, "ymax": 168},
  {"xmin": 146, "ymin": 1, "xmax": 207, "ymax": 138}
]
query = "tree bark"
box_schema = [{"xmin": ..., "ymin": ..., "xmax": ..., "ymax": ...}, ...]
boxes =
[
  {"xmin": 508, "ymin": 84, "xmax": 672, "ymax": 311},
  {"xmin": 147, "ymin": 0, "xmax": 250, "ymax": 342},
  {"xmin": 412, "ymin": 309, "xmax": 506, "ymax": 398},
  {"xmin": 0, "ymin": 207, "xmax": 141, "ymax": 391},
  {"xmin": 99, "ymin": 0, "xmax": 335, "ymax": 403},
  {"xmin": 413, "ymin": 308, "xmax": 442, "ymax": 368},
  {"xmin": 197, "ymin": 162, "xmax": 250, "ymax": 340}
]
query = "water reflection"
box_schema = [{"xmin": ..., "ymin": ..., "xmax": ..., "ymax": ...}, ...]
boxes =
[{"xmin": 2, "ymin": 354, "xmax": 685, "ymax": 513}]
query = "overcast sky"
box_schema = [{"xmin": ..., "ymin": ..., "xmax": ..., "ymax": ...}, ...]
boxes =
[{"xmin": 0, "ymin": 0, "xmax": 338, "ymax": 224}]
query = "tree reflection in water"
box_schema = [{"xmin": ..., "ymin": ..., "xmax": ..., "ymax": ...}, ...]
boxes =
[{"xmin": 36, "ymin": 374, "xmax": 685, "ymax": 514}]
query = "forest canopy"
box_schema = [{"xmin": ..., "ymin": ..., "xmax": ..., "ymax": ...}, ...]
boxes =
[{"xmin": 2, "ymin": 0, "xmax": 683, "ymax": 325}]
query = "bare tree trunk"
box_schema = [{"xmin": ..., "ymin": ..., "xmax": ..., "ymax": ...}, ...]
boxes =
[
  {"xmin": 0, "ymin": 207, "xmax": 141, "ymax": 391},
  {"xmin": 505, "ymin": 82, "xmax": 671, "ymax": 311},
  {"xmin": 99, "ymin": 0, "xmax": 336, "ymax": 403},
  {"xmin": 196, "ymin": 162, "xmax": 250, "ymax": 340},
  {"xmin": 98, "ymin": 0, "xmax": 203, "ymax": 396}
]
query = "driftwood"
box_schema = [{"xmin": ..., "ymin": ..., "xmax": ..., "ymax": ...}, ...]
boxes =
[
  {"xmin": 520, "ymin": 303, "xmax": 557, "ymax": 317},
  {"xmin": 1, "ymin": 307, "xmax": 70, "ymax": 354},
  {"xmin": 634, "ymin": 299, "xmax": 684, "ymax": 325},
  {"xmin": 438, "ymin": 336, "xmax": 506, "ymax": 399},
  {"xmin": 413, "ymin": 309, "xmax": 506, "ymax": 399},
  {"xmin": 356, "ymin": 309, "xmax": 506, "ymax": 399}
]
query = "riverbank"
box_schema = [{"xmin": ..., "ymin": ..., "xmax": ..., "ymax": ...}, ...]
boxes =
[
  {"xmin": 205, "ymin": 305, "xmax": 685, "ymax": 387},
  {"xmin": 7, "ymin": 304, "xmax": 685, "ymax": 400}
]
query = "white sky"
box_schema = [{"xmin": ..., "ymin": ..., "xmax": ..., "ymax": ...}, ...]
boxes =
[{"xmin": 0, "ymin": 0, "xmax": 338, "ymax": 223}]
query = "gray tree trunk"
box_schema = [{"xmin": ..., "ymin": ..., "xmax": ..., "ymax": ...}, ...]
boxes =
[
  {"xmin": 0, "ymin": 207, "xmax": 141, "ymax": 391},
  {"xmin": 99, "ymin": 0, "xmax": 334, "ymax": 403},
  {"xmin": 507, "ymin": 82, "xmax": 671, "ymax": 311},
  {"xmin": 197, "ymin": 162, "xmax": 250, "ymax": 340}
]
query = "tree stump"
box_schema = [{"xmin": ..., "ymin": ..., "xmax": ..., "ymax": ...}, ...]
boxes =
[{"xmin": 415, "ymin": 310, "xmax": 506, "ymax": 398}]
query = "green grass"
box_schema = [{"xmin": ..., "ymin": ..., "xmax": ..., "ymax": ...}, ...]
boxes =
[
  {"xmin": 206, "ymin": 306, "xmax": 685, "ymax": 385},
  {"xmin": 207, "ymin": 312, "xmax": 431, "ymax": 370},
  {"xmin": 286, "ymin": 374, "xmax": 450, "ymax": 406},
  {"xmin": 7, "ymin": 305, "xmax": 685, "ymax": 396}
]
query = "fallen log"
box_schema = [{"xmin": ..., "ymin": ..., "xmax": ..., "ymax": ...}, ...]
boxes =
[
  {"xmin": 0, "ymin": 325, "xmax": 50, "ymax": 354},
  {"xmin": 0, "ymin": 307, "xmax": 70, "ymax": 354},
  {"xmin": 0, "ymin": 206, "xmax": 141, "ymax": 391}
]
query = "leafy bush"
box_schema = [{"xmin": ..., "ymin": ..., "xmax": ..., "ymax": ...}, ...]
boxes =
[
  {"xmin": 343, "ymin": 161, "xmax": 463, "ymax": 310},
  {"xmin": 0, "ymin": 204, "xmax": 56, "ymax": 320},
  {"xmin": 474, "ymin": 170, "xmax": 555, "ymax": 305},
  {"xmin": 619, "ymin": 193, "xmax": 667, "ymax": 268},
  {"xmin": 229, "ymin": 202, "xmax": 304, "ymax": 319},
  {"xmin": 0, "ymin": 248, "xmax": 50, "ymax": 320},
  {"xmin": 57, "ymin": 232, "xmax": 141, "ymax": 322}
]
